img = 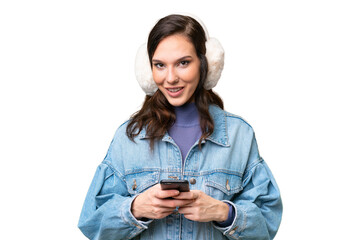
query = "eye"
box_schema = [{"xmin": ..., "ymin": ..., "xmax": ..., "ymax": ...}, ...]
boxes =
[
  {"xmin": 179, "ymin": 60, "xmax": 189, "ymax": 67},
  {"xmin": 154, "ymin": 63, "xmax": 165, "ymax": 69}
]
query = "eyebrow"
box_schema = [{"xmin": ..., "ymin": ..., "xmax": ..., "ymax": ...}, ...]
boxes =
[{"xmin": 152, "ymin": 56, "xmax": 193, "ymax": 63}]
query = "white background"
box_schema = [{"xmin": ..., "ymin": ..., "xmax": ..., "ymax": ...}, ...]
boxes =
[{"xmin": 1, "ymin": 0, "xmax": 359, "ymax": 239}]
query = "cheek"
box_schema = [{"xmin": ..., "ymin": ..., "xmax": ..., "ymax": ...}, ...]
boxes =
[
  {"xmin": 180, "ymin": 66, "xmax": 200, "ymax": 83},
  {"xmin": 152, "ymin": 70, "xmax": 164, "ymax": 85}
]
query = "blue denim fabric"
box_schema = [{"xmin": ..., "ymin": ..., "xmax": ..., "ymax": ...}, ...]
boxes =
[{"xmin": 78, "ymin": 105, "xmax": 282, "ymax": 240}]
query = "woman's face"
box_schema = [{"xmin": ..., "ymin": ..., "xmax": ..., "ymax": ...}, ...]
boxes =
[{"xmin": 151, "ymin": 34, "xmax": 201, "ymax": 107}]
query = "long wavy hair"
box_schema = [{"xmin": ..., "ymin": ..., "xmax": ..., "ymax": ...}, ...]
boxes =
[{"xmin": 126, "ymin": 14, "xmax": 224, "ymax": 150}]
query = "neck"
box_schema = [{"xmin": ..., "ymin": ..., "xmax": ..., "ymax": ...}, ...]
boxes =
[{"xmin": 173, "ymin": 102, "xmax": 200, "ymax": 127}]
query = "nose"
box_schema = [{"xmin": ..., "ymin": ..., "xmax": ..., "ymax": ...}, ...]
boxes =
[{"xmin": 166, "ymin": 66, "xmax": 179, "ymax": 84}]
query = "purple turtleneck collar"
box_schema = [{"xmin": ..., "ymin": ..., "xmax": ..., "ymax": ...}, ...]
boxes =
[{"xmin": 172, "ymin": 102, "xmax": 200, "ymax": 127}]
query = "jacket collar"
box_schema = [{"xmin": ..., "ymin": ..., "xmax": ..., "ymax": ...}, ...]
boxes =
[
  {"xmin": 205, "ymin": 104, "xmax": 230, "ymax": 147},
  {"xmin": 138, "ymin": 104, "xmax": 230, "ymax": 147}
]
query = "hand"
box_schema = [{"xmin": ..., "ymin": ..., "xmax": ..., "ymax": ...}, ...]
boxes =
[
  {"xmin": 174, "ymin": 190, "xmax": 229, "ymax": 222},
  {"xmin": 131, "ymin": 184, "xmax": 195, "ymax": 220}
]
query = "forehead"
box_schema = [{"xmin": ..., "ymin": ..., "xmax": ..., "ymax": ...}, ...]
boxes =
[{"xmin": 152, "ymin": 34, "xmax": 197, "ymax": 60}]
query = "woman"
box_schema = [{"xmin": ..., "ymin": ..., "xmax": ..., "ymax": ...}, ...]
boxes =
[{"xmin": 78, "ymin": 14, "xmax": 282, "ymax": 240}]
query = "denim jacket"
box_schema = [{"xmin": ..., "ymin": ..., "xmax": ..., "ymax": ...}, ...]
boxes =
[{"xmin": 78, "ymin": 105, "xmax": 282, "ymax": 240}]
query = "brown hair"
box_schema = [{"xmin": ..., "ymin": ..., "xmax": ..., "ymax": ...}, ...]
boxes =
[{"xmin": 126, "ymin": 14, "xmax": 223, "ymax": 150}]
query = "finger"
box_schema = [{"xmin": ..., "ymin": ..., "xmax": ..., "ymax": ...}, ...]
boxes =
[
  {"xmin": 172, "ymin": 191, "xmax": 199, "ymax": 200},
  {"xmin": 177, "ymin": 206, "xmax": 193, "ymax": 214},
  {"xmin": 155, "ymin": 189, "xmax": 180, "ymax": 199},
  {"xmin": 150, "ymin": 202, "xmax": 177, "ymax": 213},
  {"xmin": 161, "ymin": 199, "xmax": 194, "ymax": 208},
  {"xmin": 149, "ymin": 208, "xmax": 176, "ymax": 219},
  {"xmin": 151, "ymin": 196, "xmax": 188, "ymax": 208},
  {"xmin": 157, "ymin": 207, "xmax": 177, "ymax": 213}
]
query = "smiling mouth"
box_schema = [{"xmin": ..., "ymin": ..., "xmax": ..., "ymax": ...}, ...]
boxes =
[{"xmin": 166, "ymin": 87, "xmax": 184, "ymax": 93}]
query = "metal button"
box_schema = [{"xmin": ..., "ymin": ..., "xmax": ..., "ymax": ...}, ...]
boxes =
[
  {"xmin": 226, "ymin": 179, "xmax": 230, "ymax": 191},
  {"xmin": 229, "ymin": 226, "xmax": 238, "ymax": 235},
  {"xmin": 189, "ymin": 178, "xmax": 196, "ymax": 184},
  {"xmin": 132, "ymin": 179, "xmax": 137, "ymax": 190},
  {"xmin": 132, "ymin": 223, "xmax": 142, "ymax": 229}
]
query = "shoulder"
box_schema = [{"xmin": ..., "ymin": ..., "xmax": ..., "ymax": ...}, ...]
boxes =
[
  {"xmin": 209, "ymin": 104, "xmax": 254, "ymax": 132},
  {"xmin": 103, "ymin": 119, "xmax": 147, "ymax": 169},
  {"xmin": 112, "ymin": 119, "xmax": 131, "ymax": 139},
  {"xmin": 111, "ymin": 118, "xmax": 149, "ymax": 144},
  {"xmin": 224, "ymin": 111, "xmax": 252, "ymax": 128},
  {"xmin": 108, "ymin": 119, "xmax": 143, "ymax": 148}
]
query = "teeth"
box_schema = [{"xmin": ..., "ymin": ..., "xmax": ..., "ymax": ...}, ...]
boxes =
[{"xmin": 168, "ymin": 88, "xmax": 182, "ymax": 92}]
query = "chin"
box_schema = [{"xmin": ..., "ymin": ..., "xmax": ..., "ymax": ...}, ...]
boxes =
[
  {"xmin": 168, "ymin": 99, "xmax": 186, "ymax": 107},
  {"xmin": 168, "ymin": 97, "xmax": 196, "ymax": 107}
]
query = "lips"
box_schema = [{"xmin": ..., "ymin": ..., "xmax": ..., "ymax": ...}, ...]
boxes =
[
  {"xmin": 165, "ymin": 87, "xmax": 184, "ymax": 97},
  {"xmin": 167, "ymin": 87, "xmax": 184, "ymax": 93}
]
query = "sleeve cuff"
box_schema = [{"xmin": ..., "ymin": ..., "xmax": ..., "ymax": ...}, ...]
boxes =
[
  {"xmin": 214, "ymin": 202, "xmax": 235, "ymax": 227},
  {"xmin": 121, "ymin": 194, "xmax": 154, "ymax": 238},
  {"xmin": 212, "ymin": 200, "xmax": 246, "ymax": 239}
]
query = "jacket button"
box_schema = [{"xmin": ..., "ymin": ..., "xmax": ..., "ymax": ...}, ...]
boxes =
[
  {"xmin": 229, "ymin": 227, "xmax": 238, "ymax": 235},
  {"xmin": 132, "ymin": 179, "xmax": 137, "ymax": 190},
  {"xmin": 226, "ymin": 179, "xmax": 230, "ymax": 191},
  {"xmin": 189, "ymin": 178, "xmax": 196, "ymax": 184}
]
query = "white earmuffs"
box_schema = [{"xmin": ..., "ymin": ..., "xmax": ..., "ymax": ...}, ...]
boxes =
[{"xmin": 135, "ymin": 13, "xmax": 225, "ymax": 96}]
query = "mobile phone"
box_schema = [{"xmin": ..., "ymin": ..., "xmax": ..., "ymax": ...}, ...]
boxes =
[{"xmin": 160, "ymin": 179, "xmax": 190, "ymax": 192}]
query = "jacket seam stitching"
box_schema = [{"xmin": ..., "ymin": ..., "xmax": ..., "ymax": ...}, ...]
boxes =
[
  {"xmin": 225, "ymin": 113, "xmax": 252, "ymax": 129},
  {"xmin": 239, "ymin": 207, "xmax": 247, "ymax": 232},
  {"xmin": 242, "ymin": 158, "xmax": 263, "ymax": 184},
  {"xmin": 185, "ymin": 169, "xmax": 243, "ymax": 177},
  {"xmin": 104, "ymin": 172, "xmax": 114, "ymax": 181},
  {"xmin": 224, "ymin": 111, "xmax": 230, "ymax": 144},
  {"xmin": 123, "ymin": 168, "xmax": 243, "ymax": 177},
  {"xmin": 103, "ymin": 160, "xmax": 127, "ymax": 183}
]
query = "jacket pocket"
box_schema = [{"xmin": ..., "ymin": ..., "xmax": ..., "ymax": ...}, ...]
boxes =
[
  {"xmin": 124, "ymin": 170, "xmax": 160, "ymax": 195},
  {"xmin": 205, "ymin": 172, "xmax": 243, "ymax": 200}
]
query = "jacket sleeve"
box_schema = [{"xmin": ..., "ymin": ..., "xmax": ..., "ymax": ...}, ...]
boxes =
[
  {"xmin": 213, "ymin": 134, "xmax": 283, "ymax": 240},
  {"xmin": 78, "ymin": 128, "xmax": 153, "ymax": 240}
]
